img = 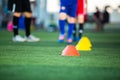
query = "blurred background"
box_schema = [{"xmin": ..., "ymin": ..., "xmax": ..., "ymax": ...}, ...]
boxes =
[{"xmin": 0, "ymin": 0, "xmax": 120, "ymax": 31}]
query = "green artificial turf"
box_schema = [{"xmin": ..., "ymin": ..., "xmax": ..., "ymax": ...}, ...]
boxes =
[{"xmin": 0, "ymin": 29, "xmax": 120, "ymax": 80}]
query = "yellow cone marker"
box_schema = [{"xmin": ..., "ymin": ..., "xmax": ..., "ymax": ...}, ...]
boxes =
[{"xmin": 76, "ymin": 36, "xmax": 92, "ymax": 51}]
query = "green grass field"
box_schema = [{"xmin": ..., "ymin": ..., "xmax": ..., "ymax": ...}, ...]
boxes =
[{"xmin": 0, "ymin": 28, "xmax": 120, "ymax": 80}]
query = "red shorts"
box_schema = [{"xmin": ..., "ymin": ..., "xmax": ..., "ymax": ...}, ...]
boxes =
[{"xmin": 76, "ymin": 0, "xmax": 86, "ymax": 15}]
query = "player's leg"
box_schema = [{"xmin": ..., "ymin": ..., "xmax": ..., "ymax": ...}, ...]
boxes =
[
  {"xmin": 24, "ymin": 12, "xmax": 40, "ymax": 42},
  {"xmin": 24, "ymin": 12, "xmax": 32, "ymax": 37},
  {"xmin": 13, "ymin": 12, "xmax": 21, "ymax": 37},
  {"xmin": 23, "ymin": 0, "xmax": 39, "ymax": 42},
  {"xmin": 76, "ymin": 0, "xmax": 87, "ymax": 40},
  {"xmin": 58, "ymin": 3, "xmax": 67, "ymax": 42},
  {"xmin": 73, "ymin": 23, "xmax": 77, "ymax": 42},
  {"xmin": 10, "ymin": 0, "xmax": 26, "ymax": 42},
  {"xmin": 59, "ymin": 13, "xmax": 67, "ymax": 36},
  {"xmin": 67, "ymin": 16, "xmax": 76, "ymax": 44},
  {"xmin": 12, "ymin": 12, "xmax": 26, "ymax": 42},
  {"xmin": 78, "ymin": 15, "xmax": 84, "ymax": 40}
]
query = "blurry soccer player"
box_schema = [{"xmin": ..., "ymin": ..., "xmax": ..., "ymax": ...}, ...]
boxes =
[
  {"xmin": 8, "ymin": 0, "xmax": 40, "ymax": 42},
  {"xmin": 73, "ymin": 0, "xmax": 87, "ymax": 41},
  {"xmin": 58, "ymin": 0, "xmax": 78, "ymax": 44}
]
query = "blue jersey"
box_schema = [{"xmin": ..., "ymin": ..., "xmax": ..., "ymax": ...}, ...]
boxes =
[
  {"xmin": 61, "ymin": 0, "xmax": 77, "ymax": 4},
  {"xmin": 60, "ymin": 0, "xmax": 78, "ymax": 17}
]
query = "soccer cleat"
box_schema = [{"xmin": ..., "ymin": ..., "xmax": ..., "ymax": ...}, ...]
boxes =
[
  {"xmin": 77, "ymin": 37, "xmax": 81, "ymax": 41},
  {"xmin": 58, "ymin": 34, "xmax": 65, "ymax": 43},
  {"xmin": 58, "ymin": 39, "xmax": 64, "ymax": 43},
  {"xmin": 73, "ymin": 37, "xmax": 77, "ymax": 42},
  {"xmin": 25, "ymin": 35, "xmax": 40, "ymax": 42},
  {"xmin": 13, "ymin": 35, "xmax": 26, "ymax": 42},
  {"xmin": 67, "ymin": 38, "xmax": 72, "ymax": 44}
]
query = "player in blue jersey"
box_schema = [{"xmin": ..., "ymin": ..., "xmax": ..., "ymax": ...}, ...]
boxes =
[{"xmin": 58, "ymin": 0, "xmax": 78, "ymax": 44}]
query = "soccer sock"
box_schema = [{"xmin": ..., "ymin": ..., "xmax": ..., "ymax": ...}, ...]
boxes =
[
  {"xmin": 78, "ymin": 23, "xmax": 84, "ymax": 38},
  {"xmin": 25, "ymin": 17, "xmax": 31, "ymax": 37},
  {"xmin": 59, "ymin": 20, "xmax": 65, "ymax": 35},
  {"xmin": 68, "ymin": 23, "xmax": 74, "ymax": 39},
  {"xmin": 73, "ymin": 24, "xmax": 76, "ymax": 38},
  {"xmin": 13, "ymin": 16, "xmax": 19, "ymax": 36}
]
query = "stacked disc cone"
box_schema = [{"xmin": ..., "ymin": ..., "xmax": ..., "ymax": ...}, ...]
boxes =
[
  {"xmin": 76, "ymin": 36, "xmax": 92, "ymax": 51},
  {"xmin": 61, "ymin": 45, "xmax": 80, "ymax": 56}
]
